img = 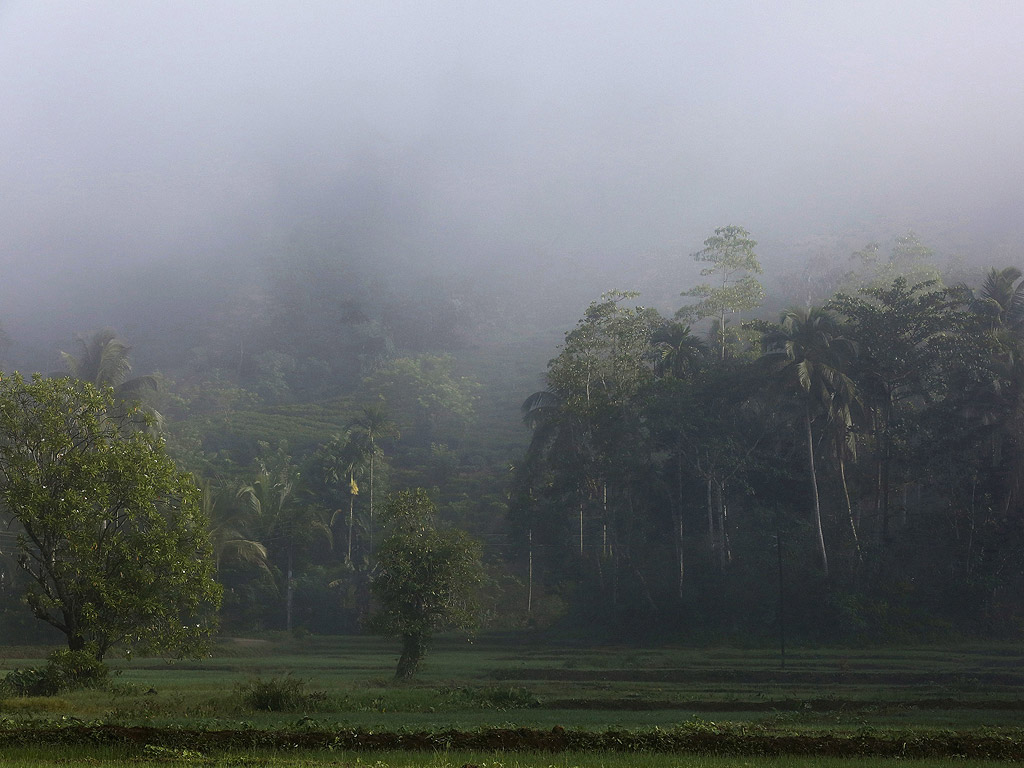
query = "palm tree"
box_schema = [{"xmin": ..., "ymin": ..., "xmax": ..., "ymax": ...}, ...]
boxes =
[
  {"xmin": 963, "ymin": 267, "xmax": 1024, "ymax": 517},
  {"xmin": 237, "ymin": 449, "xmax": 331, "ymax": 631},
  {"xmin": 318, "ymin": 432, "xmax": 371, "ymax": 565},
  {"xmin": 652, "ymin": 321, "xmax": 707, "ymax": 379},
  {"xmin": 521, "ymin": 388, "xmax": 596, "ymax": 557},
  {"xmin": 762, "ymin": 307, "xmax": 860, "ymax": 576},
  {"xmin": 972, "ymin": 267, "xmax": 1024, "ymax": 334},
  {"xmin": 60, "ymin": 329, "xmax": 160, "ymax": 427},
  {"xmin": 203, "ymin": 482, "xmax": 270, "ymax": 575},
  {"xmin": 348, "ymin": 405, "xmax": 399, "ymax": 560},
  {"xmin": 830, "ymin": 278, "xmax": 960, "ymax": 541}
]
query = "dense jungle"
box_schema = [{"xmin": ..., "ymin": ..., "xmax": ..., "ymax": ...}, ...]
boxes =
[{"xmin": 2, "ymin": 226, "xmax": 1021, "ymax": 651}]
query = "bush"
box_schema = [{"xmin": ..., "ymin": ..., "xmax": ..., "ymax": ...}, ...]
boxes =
[
  {"xmin": 439, "ymin": 685, "xmax": 540, "ymax": 710},
  {"xmin": 3, "ymin": 648, "xmax": 110, "ymax": 696},
  {"xmin": 235, "ymin": 675, "xmax": 328, "ymax": 712}
]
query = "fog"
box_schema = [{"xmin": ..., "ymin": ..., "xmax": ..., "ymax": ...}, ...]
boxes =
[{"xmin": 2, "ymin": 1, "xmax": 1023, "ymax": 361}]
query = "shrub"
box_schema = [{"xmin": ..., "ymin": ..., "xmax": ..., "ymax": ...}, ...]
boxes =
[
  {"xmin": 235, "ymin": 675, "xmax": 328, "ymax": 712},
  {"xmin": 3, "ymin": 648, "xmax": 110, "ymax": 696},
  {"xmin": 439, "ymin": 685, "xmax": 540, "ymax": 710}
]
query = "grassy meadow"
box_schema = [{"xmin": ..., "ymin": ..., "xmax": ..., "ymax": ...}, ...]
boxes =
[{"xmin": 0, "ymin": 634, "xmax": 1022, "ymax": 766}]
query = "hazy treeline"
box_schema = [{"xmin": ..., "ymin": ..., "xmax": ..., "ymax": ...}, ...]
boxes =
[
  {"xmin": 511, "ymin": 230, "xmax": 1024, "ymax": 642},
  {"xmin": 0, "ymin": 252, "xmax": 504, "ymax": 640},
  {"xmin": 0, "ymin": 227, "xmax": 1021, "ymax": 646}
]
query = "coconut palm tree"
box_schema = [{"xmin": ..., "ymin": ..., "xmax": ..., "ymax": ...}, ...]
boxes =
[
  {"xmin": 762, "ymin": 307, "xmax": 860, "ymax": 576},
  {"xmin": 973, "ymin": 267, "xmax": 1024, "ymax": 334},
  {"xmin": 59, "ymin": 329, "xmax": 160, "ymax": 427},
  {"xmin": 237, "ymin": 448, "xmax": 331, "ymax": 631},
  {"xmin": 521, "ymin": 387, "xmax": 597, "ymax": 557},
  {"xmin": 203, "ymin": 482, "xmax": 270, "ymax": 575}
]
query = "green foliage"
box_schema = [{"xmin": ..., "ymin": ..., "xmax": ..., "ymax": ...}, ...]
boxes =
[
  {"xmin": 0, "ymin": 373, "xmax": 222, "ymax": 659},
  {"xmin": 362, "ymin": 355, "xmax": 479, "ymax": 443},
  {"xmin": 439, "ymin": 684, "xmax": 541, "ymax": 710},
  {"xmin": 370, "ymin": 489, "xmax": 484, "ymax": 679},
  {"xmin": 236, "ymin": 442, "xmax": 332, "ymax": 630},
  {"xmin": 59, "ymin": 329, "xmax": 161, "ymax": 426},
  {"xmin": 3, "ymin": 648, "xmax": 110, "ymax": 697},
  {"xmin": 844, "ymin": 231, "xmax": 944, "ymax": 293},
  {"xmin": 678, "ymin": 225, "xmax": 766, "ymax": 359},
  {"xmin": 514, "ymin": 258, "xmax": 1024, "ymax": 642},
  {"xmin": 235, "ymin": 675, "xmax": 328, "ymax": 712},
  {"xmin": 547, "ymin": 290, "xmax": 662, "ymax": 414}
]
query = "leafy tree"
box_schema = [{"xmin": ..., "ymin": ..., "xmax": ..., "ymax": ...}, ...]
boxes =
[
  {"xmin": 845, "ymin": 232, "xmax": 943, "ymax": 294},
  {"xmin": 547, "ymin": 291, "xmax": 661, "ymax": 412},
  {"xmin": 370, "ymin": 489, "xmax": 483, "ymax": 680},
  {"xmin": 0, "ymin": 374, "xmax": 221, "ymax": 659},
  {"xmin": 527, "ymin": 292, "xmax": 664, "ymax": 591},
  {"xmin": 678, "ymin": 226, "xmax": 765, "ymax": 360},
  {"xmin": 830, "ymin": 278, "xmax": 964, "ymax": 539},
  {"xmin": 361, "ymin": 355, "xmax": 478, "ymax": 444},
  {"xmin": 961, "ymin": 267, "xmax": 1024, "ymax": 517}
]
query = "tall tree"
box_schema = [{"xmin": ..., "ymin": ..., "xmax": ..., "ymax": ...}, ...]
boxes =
[
  {"xmin": 348, "ymin": 406, "xmax": 399, "ymax": 560},
  {"xmin": 315, "ymin": 432, "xmax": 371, "ymax": 565},
  {"xmin": 963, "ymin": 267, "xmax": 1024, "ymax": 516},
  {"xmin": 762, "ymin": 307, "xmax": 860, "ymax": 575},
  {"xmin": 678, "ymin": 226, "xmax": 765, "ymax": 360},
  {"xmin": 237, "ymin": 444, "xmax": 330, "ymax": 631},
  {"xmin": 831, "ymin": 278, "xmax": 964, "ymax": 540}
]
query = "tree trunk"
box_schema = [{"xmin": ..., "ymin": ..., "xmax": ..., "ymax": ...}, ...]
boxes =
[
  {"xmin": 676, "ymin": 452, "xmax": 685, "ymax": 599},
  {"xmin": 806, "ymin": 406, "xmax": 829, "ymax": 576},
  {"xmin": 395, "ymin": 632, "xmax": 426, "ymax": 680},
  {"xmin": 347, "ymin": 472, "xmax": 355, "ymax": 565},
  {"xmin": 527, "ymin": 528, "xmax": 533, "ymax": 615},
  {"xmin": 706, "ymin": 476, "xmax": 715, "ymax": 556},
  {"xmin": 880, "ymin": 401, "xmax": 892, "ymax": 542},
  {"xmin": 578, "ymin": 498, "xmax": 584, "ymax": 556},
  {"xmin": 718, "ymin": 483, "xmax": 732, "ymax": 569},
  {"xmin": 837, "ymin": 442, "xmax": 861, "ymax": 561},
  {"xmin": 719, "ymin": 307, "xmax": 727, "ymax": 360},
  {"xmin": 368, "ymin": 453, "xmax": 375, "ymax": 560},
  {"xmin": 285, "ymin": 548, "xmax": 294, "ymax": 632}
]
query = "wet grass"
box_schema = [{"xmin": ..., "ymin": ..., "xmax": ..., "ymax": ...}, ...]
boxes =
[
  {"xmin": 0, "ymin": 747, "xmax": 1019, "ymax": 767},
  {"xmin": 0, "ymin": 634, "xmax": 1022, "ymax": 760}
]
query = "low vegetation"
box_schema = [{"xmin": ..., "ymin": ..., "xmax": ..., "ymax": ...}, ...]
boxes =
[{"xmin": 0, "ymin": 635, "xmax": 1020, "ymax": 765}]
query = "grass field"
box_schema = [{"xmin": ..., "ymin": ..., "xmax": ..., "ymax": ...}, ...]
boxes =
[
  {"xmin": 0, "ymin": 634, "xmax": 1022, "ymax": 765},
  {"xmin": 0, "ymin": 748, "xmax": 1020, "ymax": 768}
]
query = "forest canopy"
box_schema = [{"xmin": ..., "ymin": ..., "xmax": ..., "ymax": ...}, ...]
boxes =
[{"xmin": 0, "ymin": 229, "xmax": 1021, "ymax": 648}]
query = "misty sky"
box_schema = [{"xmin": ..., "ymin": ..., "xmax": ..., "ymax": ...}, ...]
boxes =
[{"xmin": 2, "ymin": 1, "xmax": 1023, "ymax": 346}]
